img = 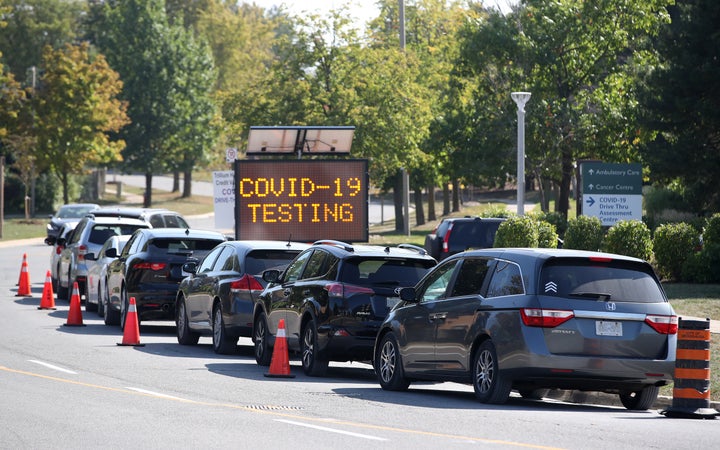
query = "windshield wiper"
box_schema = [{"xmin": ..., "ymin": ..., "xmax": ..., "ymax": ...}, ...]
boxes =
[{"xmin": 568, "ymin": 292, "xmax": 612, "ymax": 300}]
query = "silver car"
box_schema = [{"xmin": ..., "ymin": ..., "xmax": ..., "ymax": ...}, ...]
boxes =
[
  {"xmin": 374, "ymin": 248, "xmax": 678, "ymax": 410},
  {"xmin": 85, "ymin": 235, "xmax": 131, "ymax": 316}
]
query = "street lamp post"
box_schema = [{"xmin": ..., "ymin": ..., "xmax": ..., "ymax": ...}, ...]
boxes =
[{"xmin": 511, "ymin": 92, "xmax": 531, "ymax": 216}]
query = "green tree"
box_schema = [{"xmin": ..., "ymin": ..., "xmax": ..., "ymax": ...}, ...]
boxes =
[
  {"xmin": 0, "ymin": 0, "xmax": 86, "ymax": 80},
  {"xmin": 457, "ymin": 0, "xmax": 672, "ymax": 217},
  {"xmin": 33, "ymin": 42, "xmax": 129, "ymax": 203},
  {"xmin": 638, "ymin": 0, "xmax": 720, "ymax": 213},
  {"xmin": 91, "ymin": 0, "xmax": 217, "ymax": 205}
]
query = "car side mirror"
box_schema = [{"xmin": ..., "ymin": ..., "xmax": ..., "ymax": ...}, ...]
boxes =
[
  {"xmin": 182, "ymin": 261, "xmax": 198, "ymax": 274},
  {"xmin": 44, "ymin": 236, "xmax": 57, "ymax": 246},
  {"xmin": 398, "ymin": 287, "xmax": 418, "ymax": 303},
  {"xmin": 262, "ymin": 269, "xmax": 281, "ymax": 283},
  {"xmin": 105, "ymin": 248, "xmax": 118, "ymax": 258},
  {"xmin": 57, "ymin": 237, "xmax": 67, "ymax": 246}
]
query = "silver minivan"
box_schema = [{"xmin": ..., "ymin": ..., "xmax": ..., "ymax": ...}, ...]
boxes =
[{"xmin": 374, "ymin": 248, "xmax": 677, "ymax": 410}]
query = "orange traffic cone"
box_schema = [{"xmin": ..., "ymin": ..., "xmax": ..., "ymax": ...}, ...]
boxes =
[
  {"xmin": 16, "ymin": 253, "xmax": 31, "ymax": 297},
  {"xmin": 264, "ymin": 319, "xmax": 295, "ymax": 378},
  {"xmin": 63, "ymin": 282, "xmax": 85, "ymax": 327},
  {"xmin": 37, "ymin": 271, "xmax": 57, "ymax": 310},
  {"xmin": 117, "ymin": 297, "xmax": 144, "ymax": 347}
]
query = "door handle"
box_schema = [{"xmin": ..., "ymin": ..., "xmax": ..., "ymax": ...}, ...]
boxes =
[
  {"xmin": 283, "ymin": 288, "xmax": 291, "ymax": 297},
  {"xmin": 429, "ymin": 312, "xmax": 448, "ymax": 320}
]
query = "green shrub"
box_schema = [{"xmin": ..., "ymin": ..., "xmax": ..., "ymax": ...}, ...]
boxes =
[
  {"xmin": 681, "ymin": 251, "xmax": 714, "ymax": 283},
  {"xmin": 532, "ymin": 211, "xmax": 567, "ymax": 238},
  {"xmin": 536, "ymin": 219, "xmax": 559, "ymax": 248},
  {"xmin": 653, "ymin": 222, "xmax": 700, "ymax": 281},
  {"xmin": 480, "ymin": 205, "xmax": 514, "ymax": 218},
  {"xmin": 603, "ymin": 220, "xmax": 653, "ymax": 261},
  {"xmin": 702, "ymin": 213, "xmax": 720, "ymax": 247},
  {"xmin": 494, "ymin": 216, "xmax": 538, "ymax": 247},
  {"xmin": 564, "ymin": 215, "xmax": 604, "ymax": 251}
]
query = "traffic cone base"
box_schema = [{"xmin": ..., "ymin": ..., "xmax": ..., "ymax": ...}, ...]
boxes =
[
  {"xmin": 38, "ymin": 270, "xmax": 57, "ymax": 310},
  {"xmin": 16, "ymin": 254, "xmax": 32, "ymax": 297},
  {"xmin": 64, "ymin": 282, "xmax": 86, "ymax": 327},
  {"xmin": 118, "ymin": 296, "xmax": 144, "ymax": 347},
  {"xmin": 265, "ymin": 319, "xmax": 295, "ymax": 378}
]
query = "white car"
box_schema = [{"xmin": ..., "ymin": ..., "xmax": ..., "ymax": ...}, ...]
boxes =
[
  {"xmin": 46, "ymin": 222, "xmax": 79, "ymax": 292},
  {"xmin": 85, "ymin": 235, "xmax": 131, "ymax": 316}
]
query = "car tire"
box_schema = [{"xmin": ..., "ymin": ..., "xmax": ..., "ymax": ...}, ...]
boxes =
[
  {"xmin": 176, "ymin": 297, "xmax": 199, "ymax": 345},
  {"xmin": 97, "ymin": 282, "xmax": 105, "ymax": 317},
  {"xmin": 619, "ymin": 386, "xmax": 659, "ymax": 411},
  {"xmin": 473, "ymin": 340, "xmax": 512, "ymax": 404},
  {"xmin": 376, "ymin": 332, "xmax": 410, "ymax": 391},
  {"xmin": 254, "ymin": 313, "xmax": 272, "ymax": 366},
  {"xmin": 57, "ymin": 280, "xmax": 68, "ymax": 302},
  {"xmin": 301, "ymin": 318, "xmax": 328, "ymax": 377},
  {"xmin": 85, "ymin": 285, "xmax": 98, "ymax": 312},
  {"xmin": 212, "ymin": 303, "xmax": 237, "ymax": 354},
  {"xmin": 104, "ymin": 288, "xmax": 120, "ymax": 326}
]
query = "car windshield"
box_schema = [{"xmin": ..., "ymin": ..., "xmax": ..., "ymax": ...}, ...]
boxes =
[
  {"xmin": 342, "ymin": 258, "xmax": 434, "ymax": 288},
  {"xmin": 151, "ymin": 238, "xmax": 223, "ymax": 255},
  {"xmin": 539, "ymin": 259, "xmax": 665, "ymax": 303},
  {"xmin": 57, "ymin": 205, "xmax": 95, "ymax": 219}
]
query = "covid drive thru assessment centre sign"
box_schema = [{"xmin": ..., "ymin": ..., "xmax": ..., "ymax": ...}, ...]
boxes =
[
  {"xmin": 234, "ymin": 159, "xmax": 369, "ymax": 242},
  {"xmin": 580, "ymin": 162, "xmax": 642, "ymax": 226}
]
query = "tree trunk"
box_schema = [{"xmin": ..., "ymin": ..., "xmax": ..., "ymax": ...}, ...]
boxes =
[
  {"xmin": 62, "ymin": 172, "xmax": 69, "ymax": 205},
  {"xmin": 393, "ymin": 173, "xmax": 404, "ymax": 233},
  {"xmin": 172, "ymin": 171, "xmax": 180, "ymax": 193},
  {"xmin": 414, "ymin": 187, "xmax": 425, "ymax": 226},
  {"xmin": 452, "ymin": 179, "xmax": 460, "ymax": 212},
  {"xmin": 183, "ymin": 169, "xmax": 192, "ymax": 198},
  {"xmin": 144, "ymin": 172, "xmax": 153, "ymax": 207},
  {"xmin": 427, "ymin": 184, "xmax": 436, "ymax": 221},
  {"xmin": 557, "ymin": 147, "xmax": 573, "ymax": 217},
  {"xmin": 442, "ymin": 183, "xmax": 450, "ymax": 216}
]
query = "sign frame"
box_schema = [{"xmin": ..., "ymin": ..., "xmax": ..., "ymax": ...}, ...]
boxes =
[{"xmin": 233, "ymin": 159, "xmax": 369, "ymax": 242}]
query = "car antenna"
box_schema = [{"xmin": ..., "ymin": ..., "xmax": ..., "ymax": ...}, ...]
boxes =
[
  {"xmin": 286, "ymin": 234, "xmax": 292, "ymax": 247},
  {"xmin": 185, "ymin": 228, "xmax": 190, "ymax": 235}
]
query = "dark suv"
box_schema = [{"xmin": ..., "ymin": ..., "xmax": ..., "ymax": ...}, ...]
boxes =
[
  {"xmin": 424, "ymin": 217, "xmax": 505, "ymax": 260},
  {"xmin": 253, "ymin": 240, "xmax": 437, "ymax": 376},
  {"xmin": 375, "ymin": 248, "xmax": 678, "ymax": 410}
]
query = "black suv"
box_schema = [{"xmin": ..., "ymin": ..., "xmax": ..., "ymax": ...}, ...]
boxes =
[
  {"xmin": 253, "ymin": 240, "xmax": 437, "ymax": 376},
  {"xmin": 424, "ymin": 217, "xmax": 505, "ymax": 260}
]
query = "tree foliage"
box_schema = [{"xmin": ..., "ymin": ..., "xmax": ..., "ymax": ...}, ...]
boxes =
[{"xmin": 33, "ymin": 42, "xmax": 128, "ymax": 203}]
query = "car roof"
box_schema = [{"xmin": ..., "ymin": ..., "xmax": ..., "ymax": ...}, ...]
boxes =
[
  {"xmin": 133, "ymin": 227, "xmax": 226, "ymax": 240},
  {"xmin": 88, "ymin": 207, "xmax": 180, "ymax": 219},
  {"xmin": 58, "ymin": 203, "xmax": 100, "ymax": 210},
  {"xmin": 222, "ymin": 240, "xmax": 311, "ymax": 251},
  {"xmin": 453, "ymin": 247, "xmax": 647, "ymax": 264},
  {"xmin": 86, "ymin": 216, "xmax": 149, "ymax": 226},
  {"xmin": 311, "ymin": 240, "xmax": 435, "ymax": 260}
]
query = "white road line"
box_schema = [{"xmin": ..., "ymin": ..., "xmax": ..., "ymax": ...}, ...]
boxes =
[
  {"xmin": 28, "ymin": 360, "xmax": 77, "ymax": 375},
  {"xmin": 275, "ymin": 419, "xmax": 388, "ymax": 441},
  {"xmin": 125, "ymin": 387, "xmax": 187, "ymax": 400}
]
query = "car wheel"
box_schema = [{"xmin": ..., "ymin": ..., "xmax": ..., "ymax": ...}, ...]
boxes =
[
  {"xmin": 104, "ymin": 285, "xmax": 120, "ymax": 326},
  {"xmin": 619, "ymin": 386, "xmax": 659, "ymax": 411},
  {"xmin": 85, "ymin": 284, "xmax": 98, "ymax": 312},
  {"xmin": 119, "ymin": 288, "xmax": 140, "ymax": 330},
  {"xmin": 301, "ymin": 318, "xmax": 328, "ymax": 377},
  {"xmin": 376, "ymin": 332, "xmax": 410, "ymax": 391},
  {"xmin": 176, "ymin": 297, "xmax": 199, "ymax": 345},
  {"xmin": 519, "ymin": 389, "xmax": 549, "ymax": 400},
  {"xmin": 56, "ymin": 279, "xmax": 68, "ymax": 302},
  {"xmin": 254, "ymin": 313, "xmax": 272, "ymax": 366},
  {"xmin": 212, "ymin": 303, "xmax": 237, "ymax": 354},
  {"xmin": 97, "ymin": 282, "xmax": 105, "ymax": 317},
  {"xmin": 472, "ymin": 340, "xmax": 512, "ymax": 404}
]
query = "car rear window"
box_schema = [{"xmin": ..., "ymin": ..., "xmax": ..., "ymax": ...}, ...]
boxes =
[
  {"xmin": 89, "ymin": 225, "xmax": 146, "ymax": 245},
  {"xmin": 245, "ymin": 250, "xmax": 302, "ymax": 275},
  {"xmin": 539, "ymin": 258, "xmax": 665, "ymax": 303},
  {"xmin": 448, "ymin": 221, "xmax": 501, "ymax": 248},
  {"xmin": 342, "ymin": 258, "xmax": 435, "ymax": 287},
  {"xmin": 150, "ymin": 238, "xmax": 224, "ymax": 255}
]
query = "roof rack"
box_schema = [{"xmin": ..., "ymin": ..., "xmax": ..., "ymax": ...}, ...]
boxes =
[
  {"xmin": 397, "ymin": 243, "xmax": 427, "ymax": 256},
  {"xmin": 312, "ymin": 240, "xmax": 354, "ymax": 252}
]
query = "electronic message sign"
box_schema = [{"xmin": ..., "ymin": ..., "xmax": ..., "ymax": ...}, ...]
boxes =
[{"xmin": 234, "ymin": 159, "xmax": 369, "ymax": 242}]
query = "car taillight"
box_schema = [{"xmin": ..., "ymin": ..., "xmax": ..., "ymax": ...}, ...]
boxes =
[
  {"xmin": 324, "ymin": 283, "xmax": 374, "ymax": 298},
  {"xmin": 645, "ymin": 314, "xmax": 678, "ymax": 335},
  {"xmin": 133, "ymin": 262, "xmax": 167, "ymax": 271},
  {"xmin": 521, "ymin": 308, "xmax": 574, "ymax": 328},
  {"xmin": 78, "ymin": 245, "xmax": 87, "ymax": 261},
  {"xmin": 56, "ymin": 245, "xmax": 64, "ymax": 255},
  {"xmin": 230, "ymin": 274, "xmax": 264, "ymax": 293},
  {"xmin": 442, "ymin": 223, "xmax": 454, "ymax": 252}
]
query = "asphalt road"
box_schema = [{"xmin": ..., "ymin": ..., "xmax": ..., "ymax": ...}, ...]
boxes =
[{"xmin": 3, "ymin": 241, "xmax": 720, "ymax": 449}]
